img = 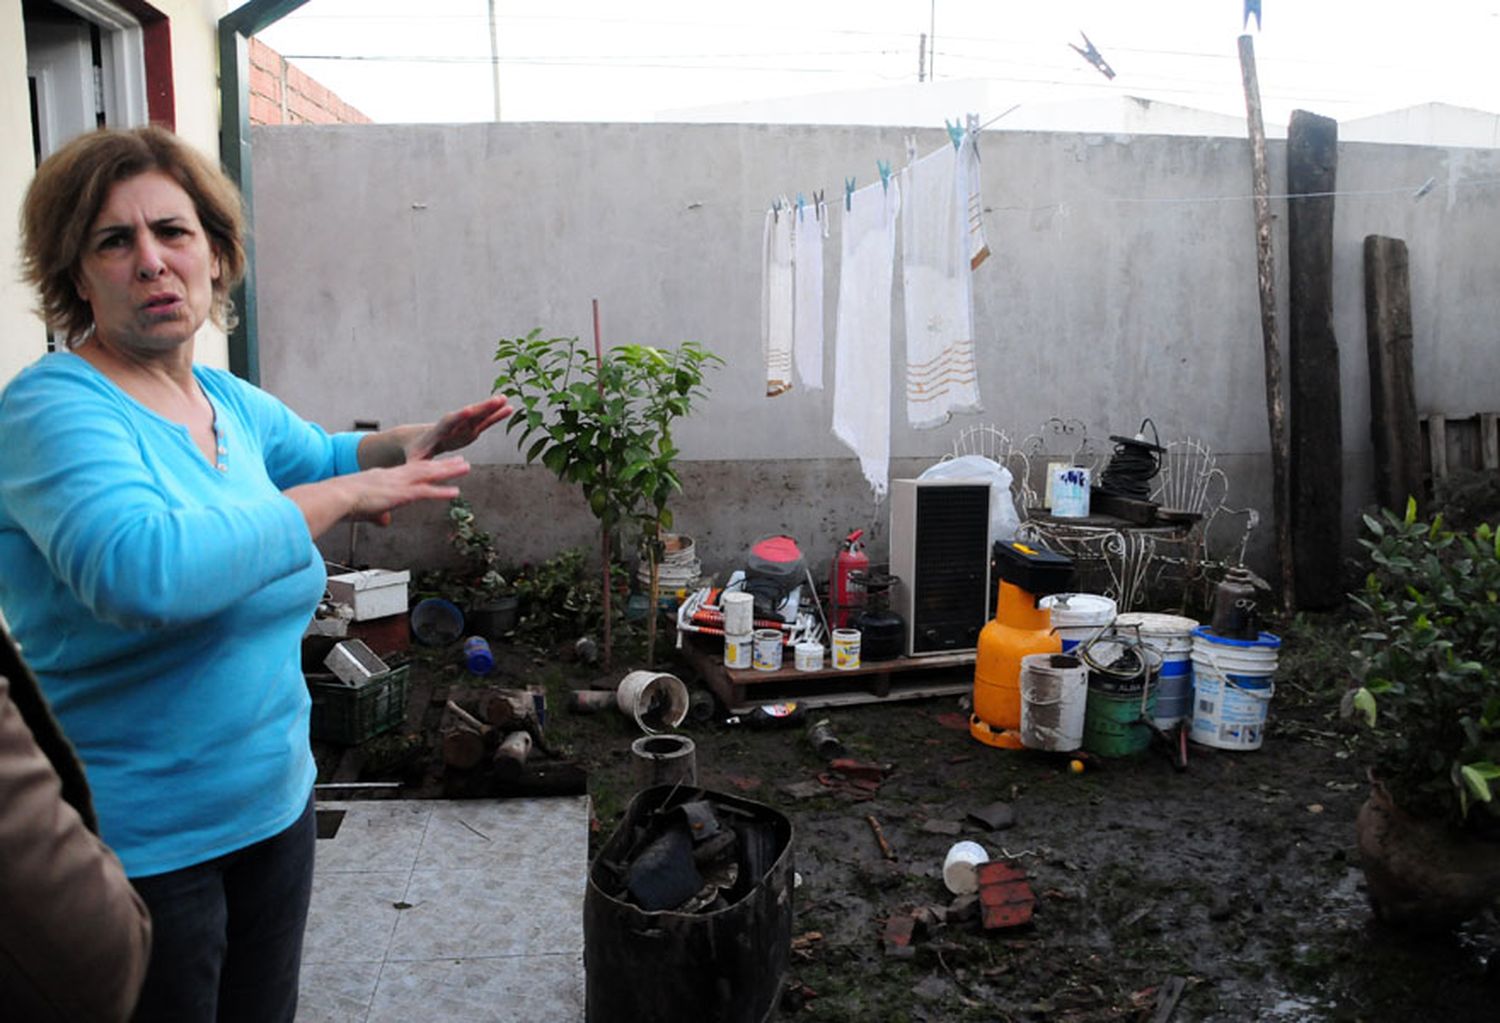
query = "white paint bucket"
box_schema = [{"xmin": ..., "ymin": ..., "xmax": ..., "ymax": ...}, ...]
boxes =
[
  {"xmin": 615, "ymin": 671, "xmax": 690, "ymax": 734},
  {"xmin": 831, "ymin": 628, "xmax": 861, "ymax": 670},
  {"xmin": 794, "ymin": 642, "xmax": 824, "ymax": 671},
  {"xmin": 752, "ymin": 628, "xmax": 784, "ymax": 672},
  {"xmin": 1189, "ymin": 626, "xmax": 1281, "ymax": 750},
  {"xmin": 1039, "ymin": 593, "xmax": 1116, "ymax": 651},
  {"xmin": 721, "ymin": 591, "xmax": 755, "ymax": 635},
  {"xmin": 943, "ymin": 840, "xmax": 990, "ymax": 895},
  {"xmin": 1051, "ymin": 465, "xmax": 1091, "ymax": 517},
  {"xmin": 724, "ymin": 631, "xmax": 752, "ymax": 670},
  {"xmin": 1114, "ymin": 612, "xmax": 1199, "ymax": 728},
  {"xmin": 1018, "ymin": 652, "xmax": 1088, "ymax": 752}
]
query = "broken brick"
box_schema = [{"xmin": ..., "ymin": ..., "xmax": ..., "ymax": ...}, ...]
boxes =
[
  {"xmin": 881, "ymin": 913, "xmax": 917, "ymax": 957},
  {"xmin": 976, "ymin": 860, "xmax": 1036, "ymax": 930}
]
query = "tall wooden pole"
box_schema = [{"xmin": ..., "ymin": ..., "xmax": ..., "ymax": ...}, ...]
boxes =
[
  {"xmin": 593, "ymin": 298, "xmax": 612, "ymax": 669},
  {"xmin": 1238, "ymin": 34, "xmax": 1295, "ymax": 613}
]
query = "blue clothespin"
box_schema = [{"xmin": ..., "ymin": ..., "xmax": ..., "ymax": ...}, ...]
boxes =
[
  {"xmin": 1243, "ymin": 0, "xmax": 1261, "ymax": 31},
  {"xmin": 845, "ymin": 177, "xmax": 856, "ymax": 212},
  {"xmin": 945, "ymin": 118, "xmax": 964, "ymax": 150},
  {"xmin": 796, "ymin": 192, "xmax": 805, "ymax": 220},
  {"xmin": 876, "ymin": 159, "xmax": 891, "ymax": 194}
]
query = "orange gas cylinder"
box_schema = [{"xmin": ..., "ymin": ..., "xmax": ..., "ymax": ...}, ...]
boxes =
[{"xmin": 970, "ymin": 541, "xmax": 1075, "ymax": 749}]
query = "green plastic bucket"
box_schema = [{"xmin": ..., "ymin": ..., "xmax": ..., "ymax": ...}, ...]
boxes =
[{"xmin": 1080, "ymin": 638, "xmax": 1159, "ymax": 758}]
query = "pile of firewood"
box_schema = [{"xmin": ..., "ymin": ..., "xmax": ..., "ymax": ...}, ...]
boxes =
[{"xmin": 440, "ymin": 687, "xmax": 555, "ymax": 783}]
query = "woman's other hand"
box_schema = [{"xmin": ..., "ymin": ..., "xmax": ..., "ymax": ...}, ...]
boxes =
[
  {"xmin": 287, "ymin": 456, "xmax": 472, "ymax": 538},
  {"xmin": 356, "ymin": 396, "xmax": 514, "ymax": 470},
  {"xmin": 406, "ymin": 396, "xmax": 513, "ymax": 461}
]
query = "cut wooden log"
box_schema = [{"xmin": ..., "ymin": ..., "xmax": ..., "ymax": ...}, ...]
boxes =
[
  {"xmin": 493, "ymin": 730, "xmax": 532, "ymax": 782},
  {"xmin": 442, "ymin": 727, "xmax": 489, "ymax": 771},
  {"xmin": 444, "ymin": 699, "xmax": 490, "ymax": 735},
  {"xmin": 481, "ymin": 689, "xmax": 533, "ymax": 729}
]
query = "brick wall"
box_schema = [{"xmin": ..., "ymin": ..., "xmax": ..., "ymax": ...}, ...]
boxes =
[{"xmin": 249, "ymin": 38, "xmax": 371, "ymax": 126}]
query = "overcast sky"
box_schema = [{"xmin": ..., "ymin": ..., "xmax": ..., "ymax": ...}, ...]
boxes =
[{"xmin": 239, "ymin": 0, "xmax": 1500, "ymax": 125}]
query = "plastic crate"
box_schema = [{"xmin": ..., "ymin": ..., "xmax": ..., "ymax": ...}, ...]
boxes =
[{"xmin": 308, "ymin": 664, "xmax": 410, "ymax": 744}]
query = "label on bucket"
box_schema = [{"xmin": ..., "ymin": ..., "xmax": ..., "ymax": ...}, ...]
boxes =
[
  {"xmin": 832, "ymin": 628, "xmax": 861, "ymax": 670},
  {"xmin": 1051, "ymin": 466, "xmax": 1091, "ymax": 518},
  {"xmin": 724, "ymin": 632, "xmax": 752, "ymax": 669},
  {"xmin": 752, "ymin": 628, "xmax": 784, "ymax": 671}
]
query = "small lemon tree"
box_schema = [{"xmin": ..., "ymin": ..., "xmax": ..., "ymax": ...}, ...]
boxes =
[{"xmin": 493, "ymin": 329, "xmax": 721, "ymax": 666}]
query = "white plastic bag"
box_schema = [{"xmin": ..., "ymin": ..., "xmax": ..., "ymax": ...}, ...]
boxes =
[{"xmin": 918, "ymin": 455, "xmax": 1022, "ymax": 547}]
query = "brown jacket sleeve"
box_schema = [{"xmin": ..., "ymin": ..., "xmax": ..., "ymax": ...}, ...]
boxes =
[{"xmin": 0, "ymin": 673, "xmax": 152, "ymax": 1022}]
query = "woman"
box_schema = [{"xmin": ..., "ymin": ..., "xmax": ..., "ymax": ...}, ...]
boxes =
[{"xmin": 0, "ymin": 125, "xmax": 512, "ymax": 1021}]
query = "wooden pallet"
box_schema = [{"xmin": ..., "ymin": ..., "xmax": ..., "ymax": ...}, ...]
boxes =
[{"xmin": 678, "ymin": 636, "xmax": 974, "ymax": 713}]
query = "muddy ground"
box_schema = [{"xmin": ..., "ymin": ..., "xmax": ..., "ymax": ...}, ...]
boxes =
[{"xmin": 316, "ymin": 612, "xmax": 1500, "ymax": 1023}]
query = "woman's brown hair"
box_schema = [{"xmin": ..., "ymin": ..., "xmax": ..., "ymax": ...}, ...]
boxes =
[{"xmin": 19, "ymin": 125, "xmax": 248, "ymax": 345}]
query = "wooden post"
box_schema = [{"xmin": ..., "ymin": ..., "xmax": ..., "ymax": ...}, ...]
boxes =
[
  {"xmin": 1363, "ymin": 236, "xmax": 1424, "ymax": 511},
  {"xmin": 1428, "ymin": 414, "xmax": 1448, "ymax": 483},
  {"xmin": 593, "ymin": 298, "xmax": 613, "ymax": 670},
  {"xmin": 1238, "ymin": 34, "xmax": 1295, "ymax": 614},
  {"xmin": 1286, "ymin": 110, "xmax": 1342, "ymax": 610}
]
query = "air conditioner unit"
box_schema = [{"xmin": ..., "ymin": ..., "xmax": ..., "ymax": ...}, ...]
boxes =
[{"xmin": 889, "ymin": 478, "xmax": 992, "ymax": 657}]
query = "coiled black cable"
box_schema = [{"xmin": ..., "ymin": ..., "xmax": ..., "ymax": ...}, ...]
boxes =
[{"xmin": 1098, "ymin": 418, "xmax": 1163, "ymax": 500}]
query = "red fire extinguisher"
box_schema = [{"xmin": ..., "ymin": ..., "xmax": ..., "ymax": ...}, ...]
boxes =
[{"xmin": 830, "ymin": 528, "xmax": 870, "ymax": 629}]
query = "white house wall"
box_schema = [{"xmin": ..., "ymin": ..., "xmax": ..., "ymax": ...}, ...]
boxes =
[{"xmin": 247, "ymin": 123, "xmax": 1498, "ymax": 579}]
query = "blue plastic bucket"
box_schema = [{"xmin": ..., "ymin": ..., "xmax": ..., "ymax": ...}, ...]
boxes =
[
  {"xmin": 1114, "ymin": 612, "xmax": 1198, "ymax": 729},
  {"xmin": 410, "ymin": 598, "xmax": 464, "ymax": 646},
  {"xmin": 1189, "ymin": 626, "xmax": 1280, "ymax": 750}
]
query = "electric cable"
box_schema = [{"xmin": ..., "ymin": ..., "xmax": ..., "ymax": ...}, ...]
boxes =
[{"xmin": 1098, "ymin": 418, "xmax": 1163, "ymax": 501}]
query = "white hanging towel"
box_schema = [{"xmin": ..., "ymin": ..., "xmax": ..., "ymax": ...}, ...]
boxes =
[
  {"xmin": 902, "ymin": 140, "xmax": 982, "ymax": 429},
  {"xmin": 761, "ymin": 205, "xmax": 794, "ymax": 396},
  {"xmin": 832, "ymin": 178, "xmax": 901, "ymax": 498},
  {"xmin": 791, "ymin": 201, "xmax": 826, "ymax": 391},
  {"xmin": 962, "ymin": 129, "xmax": 991, "ymax": 271}
]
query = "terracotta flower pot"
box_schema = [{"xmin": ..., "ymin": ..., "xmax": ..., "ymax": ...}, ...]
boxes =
[{"xmin": 1355, "ymin": 781, "xmax": 1500, "ymax": 930}]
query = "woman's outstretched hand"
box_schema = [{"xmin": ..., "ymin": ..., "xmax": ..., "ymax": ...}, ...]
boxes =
[
  {"xmin": 289, "ymin": 456, "xmax": 473, "ymax": 538},
  {"xmin": 406, "ymin": 396, "xmax": 514, "ymax": 461}
]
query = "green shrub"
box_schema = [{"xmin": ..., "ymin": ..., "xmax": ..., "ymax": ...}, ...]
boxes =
[{"xmin": 1347, "ymin": 498, "xmax": 1500, "ymax": 830}]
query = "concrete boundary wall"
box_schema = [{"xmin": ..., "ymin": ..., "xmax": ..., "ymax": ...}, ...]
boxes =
[{"xmin": 251, "ymin": 123, "xmax": 1500, "ymax": 579}]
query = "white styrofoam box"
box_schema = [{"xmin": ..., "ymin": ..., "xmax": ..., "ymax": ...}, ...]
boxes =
[
  {"xmin": 323, "ymin": 639, "xmax": 390, "ymax": 687},
  {"xmin": 326, "ymin": 569, "xmax": 411, "ymax": 622}
]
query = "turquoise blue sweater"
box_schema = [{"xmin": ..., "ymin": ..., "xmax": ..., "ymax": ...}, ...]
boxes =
[{"xmin": 0, "ymin": 354, "xmax": 362, "ymax": 877}]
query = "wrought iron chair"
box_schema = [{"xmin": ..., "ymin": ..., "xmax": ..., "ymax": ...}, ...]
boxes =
[
  {"xmin": 1149, "ymin": 437, "xmax": 1260, "ymax": 602},
  {"xmin": 946, "ymin": 424, "xmax": 1037, "ymax": 516}
]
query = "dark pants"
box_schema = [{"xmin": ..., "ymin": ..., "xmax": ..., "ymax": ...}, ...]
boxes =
[{"xmin": 129, "ymin": 795, "xmax": 316, "ymax": 1023}]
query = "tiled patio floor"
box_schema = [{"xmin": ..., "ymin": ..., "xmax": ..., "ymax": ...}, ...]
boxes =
[{"xmin": 296, "ymin": 797, "xmax": 589, "ymax": 1023}]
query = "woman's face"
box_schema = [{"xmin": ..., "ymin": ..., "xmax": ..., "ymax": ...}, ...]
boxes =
[{"xmin": 75, "ymin": 170, "xmax": 220, "ymax": 355}]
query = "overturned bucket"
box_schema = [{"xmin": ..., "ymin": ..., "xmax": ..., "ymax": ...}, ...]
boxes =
[
  {"xmin": 1018, "ymin": 653, "xmax": 1088, "ymax": 752},
  {"xmin": 616, "ymin": 671, "xmax": 690, "ymax": 734}
]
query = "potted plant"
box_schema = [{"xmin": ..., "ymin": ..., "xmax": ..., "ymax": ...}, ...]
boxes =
[
  {"xmin": 492, "ymin": 329, "xmax": 721, "ymax": 666},
  {"xmin": 444, "ymin": 497, "xmax": 519, "ymax": 637},
  {"xmin": 1344, "ymin": 499, "xmax": 1500, "ymax": 928}
]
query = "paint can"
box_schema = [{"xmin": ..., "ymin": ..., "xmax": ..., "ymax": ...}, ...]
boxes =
[
  {"xmin": 1190, "ymin": 626, "xmax": 1280, "ymax": 750},
  {"xmin": 721, "ymin": 590, "xmax": 755, "ymax": 635},
  {"xmin": 1018, "ymin": 652, "xmax": 1088, "ymax": 752},
  {"xmin": 831, "ymin": 628, "xmax": 861, "ymax": 670},
  {"xmin": 1039, "ymin": 592, "xmax": 1116, "ymax": 651},
  {"xmin": 1051, "ymin": 465, "xmax": 1091, "ymax": 518},
  {"xmin": 723, "ymin": 631, "xmax": 752, "ymax": 670},
  {"xmin": 751, "ymin": 628, "xmax": 784, "ymax": 672},
  {"xmin": 1113, "ymin": 612, "xmax": 1199, "ymax": 728},
  {"xmin": 794, "ymin": 641, "xmax": 824, "ymax": 671}
]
